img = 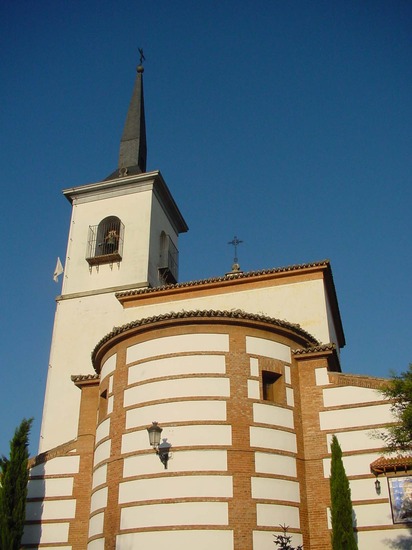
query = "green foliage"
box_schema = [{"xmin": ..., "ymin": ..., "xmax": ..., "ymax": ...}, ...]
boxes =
[
  {"xmin": 379, "ymin": 364, "xmax": 412, "ymax": 452},
  {"xmin": 0, "ymin": 418, "xmax": 33, "ymax": 550},
  {"xmin": 273, "ymin": 524, "xmax": 303, "ymax": 550},
  {"xmin": 330, "ymin": 435, "xmax": 358, "ymax": 550}
]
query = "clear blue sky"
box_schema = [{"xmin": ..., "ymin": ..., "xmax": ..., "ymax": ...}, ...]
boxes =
[{"xmin": 1, "ymin": 1, "xmax": 411, "ymax": 456}]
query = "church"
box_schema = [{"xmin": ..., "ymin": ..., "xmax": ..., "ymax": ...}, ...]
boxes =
[{"xmin": 24, "ymin": 61, "xmax": 412, "ymax": 549}]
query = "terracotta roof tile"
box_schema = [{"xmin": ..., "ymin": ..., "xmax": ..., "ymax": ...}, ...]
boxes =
[
  {"xmin": 371, "ymin": 455, "xmax": 412, "ymax": 474},
  {"xmin": 91, "ymin": 309, "xmax": 320, "ymax": 370},
  {"xmin": 71, "ymin": 374, "xmax": 99, "ymax": 382},
  {"xmin": 115, "ymin": 260, "xmax": 331, "ymax": 298},
  {"xmin": 292, "ymin": 343, "xmax": 336, "ymax": 354}
]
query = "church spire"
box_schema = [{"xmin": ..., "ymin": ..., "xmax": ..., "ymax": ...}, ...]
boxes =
[{"xmin": 118, "ymin": 56, "xmax": 147, "ymax": 176}]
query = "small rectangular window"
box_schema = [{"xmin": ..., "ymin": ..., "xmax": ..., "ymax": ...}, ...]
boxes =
[
  {"xmin": 262, "ymin": 371, "xmax": 282, "ymax": 402},
  {"xmin": 99, "ymin": 390, "xmax": 108, "ymax": 422},
  {"xmin": 159, "ymin": 233, "xmax": 179, "ymax": 284}
]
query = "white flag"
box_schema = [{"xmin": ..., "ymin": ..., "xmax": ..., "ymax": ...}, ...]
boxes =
[{"xmin": 53, "ymin": 257, "xmax": 64, "ymax": 282}]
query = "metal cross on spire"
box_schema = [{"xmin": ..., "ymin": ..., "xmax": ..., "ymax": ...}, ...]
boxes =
[
  {"xmin": 138, "ymin": 48, "xmax": 146, "ymax": 65},
  {"xmin": 228, "ymin": 235, "xmax": 243, "ymax": 265}
]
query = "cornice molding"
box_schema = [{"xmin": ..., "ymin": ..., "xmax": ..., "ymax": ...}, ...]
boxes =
[{"xmin": 91, "ymin": 308, "xmax": 320, "ymax": 371}]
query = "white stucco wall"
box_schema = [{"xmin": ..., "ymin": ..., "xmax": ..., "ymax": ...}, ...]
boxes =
[
  {"xmin": 94, "ymin": 439, "xmax": 111, "ymax": 467},
  {"xmin": 250, "ymin": 426, "xmax": 297, "ymax": 453},
  {"xmin": 246, "ymin": 336, "xmax": 291, "ymax": 362},
  {"xmin": 121, "ymin": 276, "xmax": 335, "ymax": 347},
  {"xmin": 123, "ymin": 449, "xmax": 228, "ymax": 476},
  {"xmin": 30, "ymin": 456, "xmax": 80, "ymax": 476},
  {"xmin": 256, "ymin": 503, "xmax": 300, "ymax": 528},
  {"xmin": 253, "ymin": 530, "xmax": 303, "ymax": 550},
  {"xmin": 128, "ymin": 353, "xmax": 226, "ymax": 383},
  {"xmin": 148, "ymin": 190, "xmax": 181, "ymax": 286},
  {"xmin": 120, "ymin": 502, "xmax": 229, "ymax": 529},
  {"xmin": 27, "ymin": 477, "xmax": 74, "ymax": 498},
  {"xmin": 251, "ymin": 477, "xmax": 300, "ymax": 502},
  {"xmin": 325, "ymin": 429, "xmax": 378, "ymax": 452},
  {"xmin": 26, "ymin": 500, "xmax": 76, "ymax": 521},
  {"xmin": 101, "ymin": 354, "xmax": 116, "ymax": 381},
  {"xmin": 126, "ymin": 400, "xmax": 227, "ymax": 428},
  {"xmin": 124, "ymin": 377, "xmax": 230, "ymax": 406},
  {"xmin": 62, "ymin": 185, "xmax": 155, "ymax": 296},
  {"xmin": 323, "ymin": 452, "xmax": 383, "ymax": 477},
  {"xmin": 40, "ymin": 293, "xmax": 123, "ymax": 452},
  {"xmin": 350, "ymin": 477, "xmax": 389, "ymax": 501},
  {"xmin": 22, "ymin": 523, "xmax": 70, "ymax": 545},
  {"xmin": 255, "ymin": 451, "xmax": 297, "ymax": 477},
  {"xmin": 116, "ymin": 530, "xmax": 233, "ymax": 550},
  {"xmin": 88, "ymin": 538, "xmax": 104, "ymax": 550},
  {"xmin": 95, "ymin": 418, "xmax": 110, "ymax": 443},
  {"xmin": 323, "ymin": 385, "xmax": 383, "ymax": 406},
  {"xmin": 319, "ymin": 403, "xmax": 392, "ymax": 430},
  {"xmin": 90, "ymin": 486, "xmax": 108, "ymax": 513},
  {"xmin": 88, "ymin": 511, "xmax": 104, "ymax": 537},
  {"xmin": 248, "ymin": 379, "xmax": 260, "ymax": 399},
  {"xmin": 119, "ymin": 475, "xmax": 233, "ymax": 503},
  {"xmin": 253, "ymin": 403, "xmax": 294, "ymax": 428},
  {"xmin": 126, "ymin": 333, "xmax": 229, "ymax": 363},
  {"xmin": 121, "ymin": 424, "xmax": 232, "ymax": 454},
  {"xmin": 92, "ymin": 463, "xmax": 107, "ymax": 489}
]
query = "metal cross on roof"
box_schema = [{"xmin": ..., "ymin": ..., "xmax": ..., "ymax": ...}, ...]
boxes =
[
  {"xmin": 138, "ymin": 48, "xmax": 146, "ymax": 65},
  {"xmin": 228, "ymin": 235, "xmax": 243, "ymax": 265}
]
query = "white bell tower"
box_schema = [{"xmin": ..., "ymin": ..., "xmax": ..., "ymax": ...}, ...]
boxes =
[{"xmin": 39, "ymin": 62, "xmax": 188, "ymax": 452}]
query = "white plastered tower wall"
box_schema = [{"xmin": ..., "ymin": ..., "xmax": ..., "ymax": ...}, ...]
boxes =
[
  {"xmin": 39, "ymin": 171, "xmax": 187, "ymax": 452},
  {"xmin": 61, "ymin": 171, "xmax": 182, "ymax": 295}
]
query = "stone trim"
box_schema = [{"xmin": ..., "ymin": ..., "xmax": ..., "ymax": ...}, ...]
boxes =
[
  {"xmin": 28, "ymin": 439, "xmax": 79, "ymax": 468},
  {"xmin": 329, "ymin": 372, "xmax": 387, "ymax": 389}
]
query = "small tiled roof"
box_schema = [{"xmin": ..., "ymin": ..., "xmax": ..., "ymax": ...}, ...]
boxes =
[
  {"xmin": 292, "ymin": 343, "xmax": 336, "ymax": 354},
  {"xmin": 71, "ymin": 374, "xmax": 100, "ymax": 388},
  {"xmin": 371, "ymin": 455, "xmax": 412, "ymax": 474},
  {"xmin": 292, "ymin": 343, "xmax": 340, "ymax": 372},
  {"xmin": 71, "ymin": 374, "xmax": 99, "ymax": 382},
  {"xmin": 91, "ymin": 308, "xmax": 320, "ymax": 370},
  {"xmin": 115, "ymin": 260, "xmax": 331, "ymax": 298}
]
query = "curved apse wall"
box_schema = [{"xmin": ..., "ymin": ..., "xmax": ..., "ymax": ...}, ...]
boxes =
[{"xmin": 89, "ymin": 313, "xmax": 311, "ymax": 550}]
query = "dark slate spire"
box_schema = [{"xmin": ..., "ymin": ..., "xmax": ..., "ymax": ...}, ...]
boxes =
[{"xmin": 113, "ymin": 62, "xmax": 147, "ymax": 178}]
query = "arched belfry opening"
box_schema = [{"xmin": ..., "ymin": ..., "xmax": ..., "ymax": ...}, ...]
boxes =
[
  {"xmin": 86, "ymin": 216, "xmax": 125, "ymax": 266},
  {"xmin": 158, "ymin": 231, "xmax": 179, "ymax": 285}
]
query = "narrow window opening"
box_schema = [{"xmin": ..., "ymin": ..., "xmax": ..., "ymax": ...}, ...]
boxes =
[
  {"xmin": 262, "ymin": 371, "xmax": 282, "ymax": 403},
  {"xmin": 99, "ymin": 390, "xmax": 108, "ymax": 422},
  {"xmin": 158, "ymin": 231, "xmax": 179, "ymax": 284}
]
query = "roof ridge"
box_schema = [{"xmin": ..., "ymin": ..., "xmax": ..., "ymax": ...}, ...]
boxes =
[{"xmin": 116, "ymin": 259, "xmax": 331, "ymax": 298}]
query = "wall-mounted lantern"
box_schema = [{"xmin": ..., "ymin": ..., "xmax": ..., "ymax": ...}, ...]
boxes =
[
  {"xmin": 374, "ymin": 476, "xmax": 381, "ymax": 495},
  {"xmin": 147, "ymin": 421, "xmax": 171, "ymax": 469}
]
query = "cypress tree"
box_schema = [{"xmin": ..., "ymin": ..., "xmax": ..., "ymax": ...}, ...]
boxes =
[
  {"xmin": 330, "ymin": 434, "xmax": 358, "ymax": 550},
  {"xmin": 0, "ymin": 418, "xmax": 33, "ymax": 550}
]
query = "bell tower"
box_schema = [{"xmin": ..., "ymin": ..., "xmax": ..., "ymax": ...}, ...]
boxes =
[{"xmin": 39, "ymin": 62, "xmax": 188, "ymax": 452}]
